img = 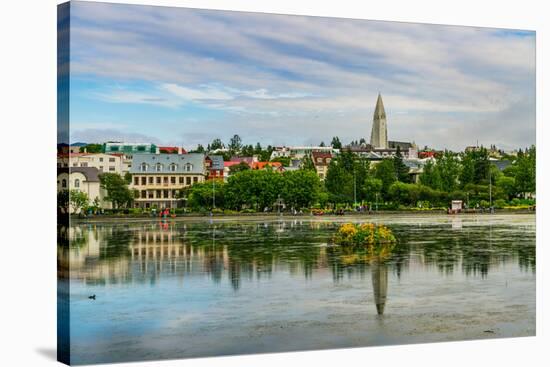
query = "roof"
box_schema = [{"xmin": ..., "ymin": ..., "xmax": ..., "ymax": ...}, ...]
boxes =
[
  {"xmin": 251, "ymin": 162, "xmax": 282, "ymax": 170},
  {"xmin": 158, "ymin": 146, "xmax": 184, "ymax": 153},
  {"xmin": 311, "ymin": 151, "xmax": 332, "ymax": 159},
  {"xmin": 224, "ymin": 161, "xmax": 243, "ymax": 168},
  {"xmin": 206, "ymin": 155, "xmax": 224, "ymax": 170},
  {"xmin": 69, "ymin": 167, "xmax": 101, "ymax": 182},
  {"xmin": 130, "ymin": 153, "xmax": 205, "ymax": 174},
  {"xmin": 230, "ymin": 156, "xmax": 255, "ymax": 164}
]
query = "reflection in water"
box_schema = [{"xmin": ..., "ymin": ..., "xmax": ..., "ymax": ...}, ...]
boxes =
[
  {"xmin": 372, "ymin": 262, "xmax": 388, "ymax": 315},
  {"xmin": 59, "ymin": 218, "xmax": 535, "ymax": 316},
  {"xmin": 59, "ymin": 216, "xmax": 535, "ymax": 364}
]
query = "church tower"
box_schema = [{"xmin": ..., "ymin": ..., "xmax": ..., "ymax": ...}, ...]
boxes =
[{"xmin": 370, "ymin": 93, "xmax": 388, "ymax": 149}]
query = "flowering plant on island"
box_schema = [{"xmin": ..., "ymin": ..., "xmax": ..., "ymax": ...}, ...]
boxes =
[{"xmin": 333, "ymin": 223, "xmax": 397, "ymax": 257}]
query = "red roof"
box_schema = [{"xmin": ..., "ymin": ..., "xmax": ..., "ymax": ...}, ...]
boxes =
[
  {"xmin": 251, "ymin": 162, "xmax": 282, "ymax": 170},
  {"xmin": 311, "ymin": 151, "xmax": 332, "ymax": 159}
]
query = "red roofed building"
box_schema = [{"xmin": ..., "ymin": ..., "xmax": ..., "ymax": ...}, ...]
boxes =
[
  {"xmin": 251, "ymin": 161, "xmax": 283, "ymax": 171},
  {"xmin": 159, "ymin": 146, "xmax": 187, "ymax": 154},
  {"xmin": 311, "ymin": 152, "xmax": 332, "ymax": 180}
]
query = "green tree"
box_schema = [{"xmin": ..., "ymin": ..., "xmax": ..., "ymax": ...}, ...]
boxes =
[
  {"xmin": 331, "ymin": 136, "xmax": 342, "ymax": 149},
  {"xmin": 209, "ymin": 138, "xmax": 224, "ymax": 151},
  {"xmin": 437, "ymin": 151, "xmax": 461, "ymax": 192},
  {"xmin": 363, "ymin": 178, "xmax": 383, "ymax": 204},
  {"xmin": 229, "ymin": 162, "xmax": 251, "ymax": 173},
  {"xmin": 282, "ymin": 170, "xmax": 321, "ymax": 208},
  {"xmin": 188, "ymin": 181, "xmax": 225, "ymax": 210},
  {"xmin": 514, "ymin": 145, "xmax": 536, "ymax": 197},
  {"xmin": 374, "ymin": 159, "xmax": 397, "ymax": 199},
  {"xmin": 324, "ymin": 159, "xmax": 353, "ymax": 203},
  {"xmin": 83, "ymin": 143, "xmax": 102, "ymax": 153},
  {"xmin": 420, "ymin": 160, "xmax": 442, "ymax": 190},
  {"xmin": 393, "ymin": 146, "xmax": 410, "ymax": 182},
  {"xmin": 228, "ymin": 134, "xmax": 242, "ymax": 154},
  {"xmin": 301, "ymin": 154, "xmax": 316, "ymax": 171},
  {"xmin": 99, "ymin": 173, "xmax": 134, "ymax": 208},
  {"xmin": 70, "ymin": 190, "xmax": 89, "ymax": 213},
  {"xmin": 496, "ymin": 175, "xmax": 516, "ymax": 200}
]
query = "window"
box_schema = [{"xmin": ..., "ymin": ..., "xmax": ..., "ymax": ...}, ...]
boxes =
[
  {"xmin": 179, "ymin": 177, "xmax": 184, "ymax": 184},
  {"xmin": 99, "ymin": 166, "xmax": 104, "ymax": 171},
  {"xmin": 109, "ymin": 158, "xmax": 115, "ymax": 162},
  {"xmin": 134, "ymin": 177, "xmax": 139, "ymax": 185},
  {"xmin": 185, "ymin": 163, "xmax": 193, "ymax": 172},
  {"xmin": 80, "ymin": 163, "xmax": 88, "ymax": 167},
  {"xmin": 186, "ymin": 177, "xmax": 191, "ymax": 185},
  {"xmin": 99, "ymin": 157, "xmax": 104, "ymax": 162},
  {"xmin": 156, "ymin": 163, "xmax": 163, "ymax": 172},
  {"xmin": 193, "ymin": 177, "xmax": 198, "ymax": 183},
  {"xmin": 141, "ymin": 177, "xmax": 146, "ymax": 185},
  {"xmin": 141, "ymin": 190, "xmax": 146, "ymax": 198},
  {"xmin": 170, "ymin": 177, "xmax": 176, "ymax": 184},
  {"xmin": 156, "ymin": 190, "xmax": 161, "ymax": 198},
  {"xmin": 109, "ymin": 167, "xmax": 115, "ymax": 172},
  {"xmin": 140, "ymin": 163, "xmax": 148, "ymax": 172},
  {"xmin": 148, "ymin": 177, "xmax": 154, "ymax": 184},
  {"xmin": 169, "ymin": 163, "xmax": 177, "ymax": 172},
  {"xmin": 62, "ymin": 179, "xmax": 67, "ymax": 188},
  {"xmin": 156, "ymin": 177, "xmax": 161, "ymax": 184},
  {"xmin": 74, "ymin": 179, "xmax": 80, "ymax": 188}
]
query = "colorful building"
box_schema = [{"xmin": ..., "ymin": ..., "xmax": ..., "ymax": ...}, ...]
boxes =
[{"xmin": 130, "ymin": 153, "xmax": 206, "ymax": 209}]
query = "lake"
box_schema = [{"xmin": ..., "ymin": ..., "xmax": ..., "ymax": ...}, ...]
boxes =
[{"xmin": 58, "ymin": 214, "xmax": 536, "ymax": 364}]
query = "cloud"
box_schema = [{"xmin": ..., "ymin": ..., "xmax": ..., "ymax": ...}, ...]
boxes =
[
  {"xmin": 67, "ymin": 1, "xmax": 536, "ymax": 151},
  {"xmin": 70, "ymin": 128, "xmax": 164, "ymax": 145}
]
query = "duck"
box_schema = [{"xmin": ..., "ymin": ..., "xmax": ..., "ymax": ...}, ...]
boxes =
[{"xmin": 88, "ymin": 295, "xmax": 96, "ymax": 300}]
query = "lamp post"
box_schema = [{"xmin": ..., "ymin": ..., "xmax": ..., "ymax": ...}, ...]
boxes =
[
  {"xmin": 353, "ymin": 170, "xmax": 357, "ymax": 208},
  {"xmin": 212, "ymin": 178, "xmax": 216, "ymax": 209}
]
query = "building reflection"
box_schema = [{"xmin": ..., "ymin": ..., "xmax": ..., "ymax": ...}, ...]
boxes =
[
  {"xmin": 58, "ymin": 219, "xmax": 535, "ymax": 315},
  {"xmin": 371, "ymin": 261, "xmax": 388, "ymax": 315}
]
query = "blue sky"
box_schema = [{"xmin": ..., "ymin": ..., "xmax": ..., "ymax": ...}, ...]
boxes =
[{"xmin": 67, "ymin": 1, "xmax": 535, "ymax": 151}]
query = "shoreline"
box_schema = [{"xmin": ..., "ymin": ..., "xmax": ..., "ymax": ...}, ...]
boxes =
[{"xmin": 70, "ymin": 209, "xmax": 535, "ymax": 223}]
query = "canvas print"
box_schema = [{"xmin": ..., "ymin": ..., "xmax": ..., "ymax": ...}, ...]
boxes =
[{"xmin": 57, "ymin": 1, "xmax": 536, "ymax": 365}]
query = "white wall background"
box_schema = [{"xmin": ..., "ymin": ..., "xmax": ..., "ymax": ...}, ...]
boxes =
[{"xmin": 0, "ymin": 0, "xmax": 547, "ymax": 366}]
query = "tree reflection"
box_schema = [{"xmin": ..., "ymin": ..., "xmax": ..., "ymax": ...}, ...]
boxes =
[{"xmin": 60, "ymin": 219, "xmax": 535, "ymax": 293}]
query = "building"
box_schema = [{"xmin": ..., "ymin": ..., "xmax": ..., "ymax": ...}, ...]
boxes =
[
  {"xmin": 57, "ymin": 167, "xmax": 109, "ymax": 212},
  {"xmin": 158, "ymin": 146, "xmax": 187, "ymax": 154},
  {"xmin": 311, "ymin": 151, "xmax": 332, "ymax": 180},
  {"xmin": 103, "ymin": 142, "xmax": 158, "ymax": 155},
  {"xmin": 270, "ymin": 146, "xmax": 338, "ymax": 160},
  {"xmin": 130, "ymin": 153, "xmax": 206, "ymax": 209},
  {"xmin": 62, "ymin": 153, "xmax": 125, "ymax": 175},
  {"xmin": 251, "ymin": 161, "xmax": 283, "ymax": 171},
  {"xmin": 205, "ymin": 155, "xmax": 224, "ymax": 180},
  {"xmin": 370, "ymin": 93, "xmax": 388, "ymax": 149}
]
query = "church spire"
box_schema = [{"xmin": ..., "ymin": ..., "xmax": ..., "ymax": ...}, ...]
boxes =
[{"xmin": 370, "ymin": 93, "xmax": 388, "ymax": 149}]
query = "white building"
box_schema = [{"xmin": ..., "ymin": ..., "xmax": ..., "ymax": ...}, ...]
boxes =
[
  {"xmin": 270, "ymin": 146, "xmax": 339, "ymax": 160},
  {"xmin": 62, "ymin": 153, "xmax": 127, "ymax": 175}
]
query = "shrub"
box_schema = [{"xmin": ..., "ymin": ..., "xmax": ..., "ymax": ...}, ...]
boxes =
[
  {"xmin": 333, "ymin": 223, "xmax": 396, "ymax": 258},
  {"xmin": 494, "ymin": 199, "xmax": 507, "ymax": 209}
]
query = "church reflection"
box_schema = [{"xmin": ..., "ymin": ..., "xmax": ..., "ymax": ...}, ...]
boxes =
[{"xmin": 59, "ymin": 218, "xmax": 535, "ymax": 316}]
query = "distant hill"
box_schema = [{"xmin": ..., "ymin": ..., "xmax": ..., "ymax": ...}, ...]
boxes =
[{"xmin": 70, "ymin": 142, "xmax": 88, "ymax": 147}]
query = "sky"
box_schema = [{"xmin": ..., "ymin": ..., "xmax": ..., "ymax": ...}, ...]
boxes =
[{"xmin": 65, "ymin": 1, "xmax": 536, "ymax": 151}]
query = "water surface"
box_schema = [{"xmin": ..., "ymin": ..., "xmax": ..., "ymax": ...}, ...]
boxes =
[{"xmin": 59, "ymin": 214, "xmax": 536, "ymax": 364}]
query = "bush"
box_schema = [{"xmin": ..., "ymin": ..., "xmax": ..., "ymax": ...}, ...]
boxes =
[
  {"xmin": 494, "ymin": 199, "xmax": 507, "ymax": 209},
  {"xmin": 333, "ymin": 223, "xmax": 397, "ymax": 258}
]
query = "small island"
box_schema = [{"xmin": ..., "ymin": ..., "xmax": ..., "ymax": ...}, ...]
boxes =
[{"xmin": 333, "ymin": 223, "xmax": 397, "ymax": 258}]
